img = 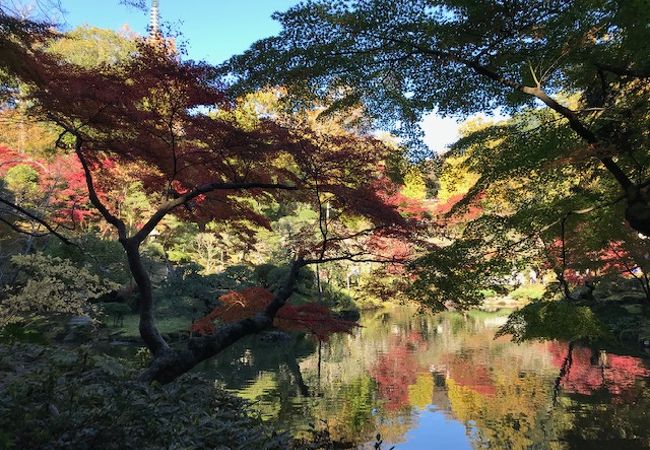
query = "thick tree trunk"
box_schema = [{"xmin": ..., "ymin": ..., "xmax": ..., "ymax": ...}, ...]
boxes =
[
  {"xmin": 139, "ymin": 315, "xmax": 273, "ymax": 384},
  {"xmin": 625, "ymin": 187, "xmax": 650, "ymax": 236}
]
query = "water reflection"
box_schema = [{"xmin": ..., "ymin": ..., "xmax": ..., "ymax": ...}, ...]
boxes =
[{"xmin": 202, "ymin": 307, "xmax": 650, "ymax": 449}]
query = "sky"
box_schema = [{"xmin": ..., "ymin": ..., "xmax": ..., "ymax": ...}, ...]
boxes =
[{"xmin": 53, "ymin": 0, "xmax": 461, "ymax": 154}]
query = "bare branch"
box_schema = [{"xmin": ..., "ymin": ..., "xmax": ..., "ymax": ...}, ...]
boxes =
[
  {"xmin": 72, "ymin": 136, "xmax": 127, "ymax": 239},
  {"xmin": 0, "ymin": 215, "xmax": 49, "ymax": 238},
  {"xmin": 0, "ymin": 195, "xmax": 72, "ymax": 245},
  {"xmin": 132, "ymin": 181, "xmax": 299, "ymax": 244}
]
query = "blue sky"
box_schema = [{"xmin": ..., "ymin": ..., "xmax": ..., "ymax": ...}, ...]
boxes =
[
  {"xmin": 59, "ymin": 0, "xmax": 299, "ymax": 65},
  {"xmin": 55, "ymin": 0, "xmax": 461, "ymax": 153}
]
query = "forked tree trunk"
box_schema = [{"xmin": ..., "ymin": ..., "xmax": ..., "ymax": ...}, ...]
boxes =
[{"xmin": 137, "ymin": 257, "xmax": 305, "ymax": 384}]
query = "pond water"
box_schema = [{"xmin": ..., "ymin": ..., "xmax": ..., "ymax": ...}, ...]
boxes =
[{"xmin": 200, "ymin": 307, "xmax": 650, "ymax": 449}]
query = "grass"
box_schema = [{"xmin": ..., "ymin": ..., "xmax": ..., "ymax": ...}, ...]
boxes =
[
  {"xmin": 105, "ymin": 314, "xmax": 192, "ymax": 338},
  {"xmin": 509, "ymin": 283, "xmax": 546, "ymax": 301}
]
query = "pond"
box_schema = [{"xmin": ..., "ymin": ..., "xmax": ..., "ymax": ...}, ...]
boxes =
[{"xmin": 199, "ymin": 307, "xmax": 650, "ymax": 449}]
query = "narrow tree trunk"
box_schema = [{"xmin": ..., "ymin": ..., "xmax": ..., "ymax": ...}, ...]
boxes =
[
  {"xmin": 284, "ymin": 353, "xmax": 310, "ymax": 397},
  {"xmin": 316, "ymin": 264, "xmax": 323, "ymax": 303},
  {"xmin": 553, "ymin": 341, "xmax": 574, "ymax": 405},
  {"xmin": 122, "ymin": 239, "xmax": 169, "ymax": 356}
]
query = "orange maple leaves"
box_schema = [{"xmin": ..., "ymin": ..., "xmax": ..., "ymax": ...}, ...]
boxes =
[{"xmin": 191, "ymin": 287, "xmax": 358, "ymax": 340}]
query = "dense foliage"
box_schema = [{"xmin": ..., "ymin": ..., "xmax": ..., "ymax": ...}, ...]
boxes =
[
  {"xmin": 226, "ymin": 0, "xmax": 650, "ymax": 309},
  {"xmin": 0, "ymin": 344, "xmax": 290, "ymax": 449},
  {"xmin": 1, "ymin": 1, "xmax": 650, "ymax": 447}
]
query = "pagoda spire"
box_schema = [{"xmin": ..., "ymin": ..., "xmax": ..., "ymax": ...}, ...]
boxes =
[{"xmin": 149, "ymin": 0, "xmax": 160, "ymax": 40}]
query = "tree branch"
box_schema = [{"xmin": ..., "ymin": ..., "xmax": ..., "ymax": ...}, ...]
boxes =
[
  {"xmin": 138, "ymin": 232, "xmax": 407, "ymax": 383},
  {"xmin": 366, "ymin": 32, "xmax": 636, "ymax": 190},
  {"xmin": 73, "ymin": 136, "xmax": 128, "ymax": 239},
  {"xmin": 0, "ymin": 195, "xmax": 72, "ymax": 245},
  {"xmin": 0, "ymin": 215, "xmax": 48, "ymax": 238},
  {"xmin": 132, "ymin": 181, "xmax": 299, "ymax": 244},
  {"xmin": 595, "ymin": 63, "xmax": 650, "ymax": 79},
  {"xmin": 303, "ymin": 253, "xmax": 406, "ymax": 265},
  {"xmin": 139, "ymin": 256, "xmax": 306, "ymax": 383}
]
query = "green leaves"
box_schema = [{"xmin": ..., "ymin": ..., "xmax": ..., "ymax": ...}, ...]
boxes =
[
  {"xmin": 0, "ymin": 344, "xmax": 293, "ymax": 449},
  {"xmin": 410, "ymin": 239, "xmax": 512, "ymax": 311},
  {"xmin": 230, "ymin": 1, "xmax": 633, "ymax": 147},
  {"xmin": 1, "ymin": 253, "xmax": 117, "ymax": 327},
  {"xmin": 496, "ymin": 300, "xmax": 611, "ymax": 343}
]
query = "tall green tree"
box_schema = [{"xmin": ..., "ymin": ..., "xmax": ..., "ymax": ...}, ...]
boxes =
[{"xmin": 226, "ymin": 0, "xmax": 650, "ymax": 235}]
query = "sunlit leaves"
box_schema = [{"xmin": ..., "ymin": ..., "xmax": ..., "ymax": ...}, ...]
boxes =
[
  {"xmin": 0, "ymin": 253, "xmax": 117, "ymax": 327},
  {"xmin": 496, "ymin": 301, "xmax": 610, "ymax": 343},
  {"xmin": 191, "ymin": 286, "xmax": 358, "ymax": 341}
]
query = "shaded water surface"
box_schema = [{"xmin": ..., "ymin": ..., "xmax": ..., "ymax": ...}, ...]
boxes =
[{"xmin": 201, "ymin": 308, "xmax": 650, "ymax": 449}]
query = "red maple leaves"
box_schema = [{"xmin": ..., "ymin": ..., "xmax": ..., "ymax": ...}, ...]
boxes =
[
  {"xmin": 0, "ymin": 145, "xmax": 96, "ymax": 225},
  {"xmin": 550, "ymin": 342, "xmax": 650, "ymax": 397},
  {"xmin": 191, "ymin": 287, "xmax": 358, "ymax": 341}
]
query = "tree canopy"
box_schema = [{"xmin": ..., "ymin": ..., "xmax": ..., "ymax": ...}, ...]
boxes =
[
  {"xmin": 226, "ymin": 0, "xmax": 650, "ymax": 234},
  {"xmin": 0, "ymin": 12, "xmax": 414, "ymax": 383}
]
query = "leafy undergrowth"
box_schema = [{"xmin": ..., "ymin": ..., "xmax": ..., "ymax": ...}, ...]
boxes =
[
  {"xmin": 508, "ymin": 284, "xmax": 546, "ymax": 301},
  {"xmin": 0, "ymin": 344, "xmax": 298, "ymax": 449}
]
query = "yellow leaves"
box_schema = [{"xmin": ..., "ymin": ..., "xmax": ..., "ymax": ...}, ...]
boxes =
[
  {"xmin": 216, "ymin": 89, "xmax": 285, "ymax": 131},
  {"xmin": 1, "ymin": 254, "xmax": 117, "ymax": 327},
  {"xmin": 401, "ymin": 167, "xmax": 427, "ymax": 200},
  {"xmin": 458, "ymin": 115, "xmax": 495, "ymax": 137},
  {"xmin": 407, "ymin": 373, "xmax": 434, "ymax": 410},
  {"xmin": 437, "ymin": 154, "xmax": 480, "ymax": 202},
  {"xmin": 0, "ymin": 109, "xmax": 61, "ymax": 156},
  {"xmin": 46, "ymin": 25, "xmax": 138, "ymax": 70}
]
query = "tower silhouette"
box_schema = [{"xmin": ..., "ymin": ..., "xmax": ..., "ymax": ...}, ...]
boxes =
[{"xmin": 149, "ymin": 0, "xmax": 160, "ymax": 40}]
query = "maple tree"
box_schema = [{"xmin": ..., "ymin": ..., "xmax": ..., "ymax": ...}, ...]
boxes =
[
  {"xmin": 412, "ymin": 93, "xmax": 650, "ymax": 307},
  {"xmin": 0, "ymin": 15, "xmax": 412, "ymax": 383},
  {"xmin": 224, "ymin": 0, "xmax": 650, "ymax": 312},
  {"xmin": 0, "ymin": 145, "xmax": 95, "ymax": 225},
  {"xmin": 226, "ymin": 0, "xmax": 650, "ymax": 235},
  {"xmin": 191, "ymin": 286, "xmax": 358, "ymax": 341}
]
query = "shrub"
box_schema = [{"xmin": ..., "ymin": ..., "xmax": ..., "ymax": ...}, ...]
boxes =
[
  {"xmin": 0, "ymin": 344, "xmax": 291, "ymax": 449},
  {"xmin": 1, "ymin": 254, "xmax": 117, "ymax": 327}
]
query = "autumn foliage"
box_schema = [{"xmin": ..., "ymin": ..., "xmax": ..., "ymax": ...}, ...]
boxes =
[
  {"xmin": 550, "ymin": 342, "xmax": 650, "ymax": 398},
  {"xmin": 370, "ymin": 332, "xmax": 425, "ymax": 410},
  {"xmin": 0, "ymin": 145, "xmax": 95, "ymax": 225},
  {"xmin": 545, "ymin": 236, "xmax": 648, "ymax": 287},
  {"xmin": 191, "ymin": 287, "xmax": 358, "ymax": 341},
  {"xmin": 0, "ymin": 15, "xmax": 415, "ymax": 383}
]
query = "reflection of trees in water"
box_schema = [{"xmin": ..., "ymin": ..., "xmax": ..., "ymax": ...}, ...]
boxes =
[
  {"xmin": 204, "ymin": 308, "xmax": 650, "ymax": 448},
  {"xmin": 560, "ymin": 381, "xmax": 650, "ymax": 449},
  {"xmin": 437, "ymin": 335, "xmax": 650, "ymax": 449},
  {"xmin": 201, "ymin": 332, "xmax": 317, "ymax": 425},
  {"xmin": 548, "ymin": 342, "xmax": 650, "ymax": 448},
  {"xmin": 371, "ymin": 332, "xmax": 425, "ymax": 411},
  {"xmin": 446, "ymin": 369, "xmax": 555, "ymax": 450},
  {"xmin": 206, "ymin": 333, "xmax": 316, "ymax": 390},
  {"xmin": 550, "ymin": 342, "xmax": 650, "ymax": 398}
]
